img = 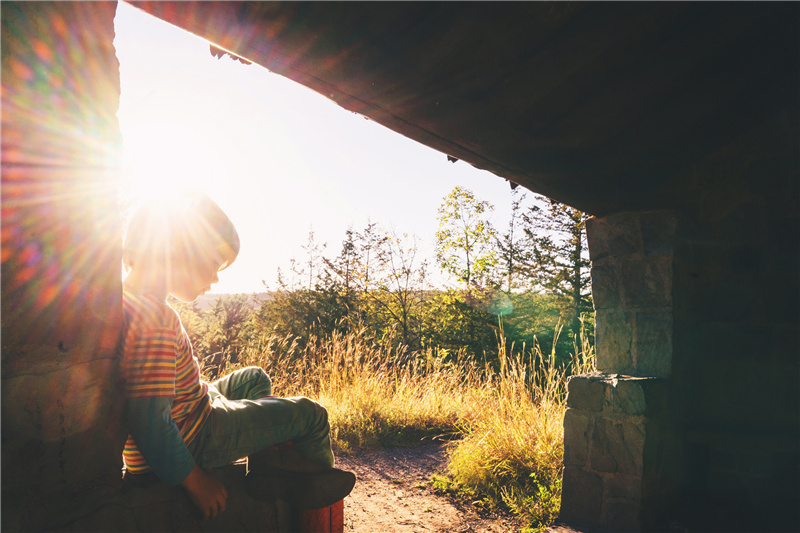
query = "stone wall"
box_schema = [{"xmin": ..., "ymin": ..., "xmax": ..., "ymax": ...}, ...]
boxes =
[
  {"xmin": 1, "ymin": 2, "xmax": 126, "ymax": 530},
  {"xmin": 560, "ymin": 210, "xmax": 681, "ymax": 531},
  {"xmin": 561, "ymin": 106, "xmax": 799, "ymax": 532},
  {"xmin": 668, "ymin": 107, "xmax": 799, "ymax": 531},
  {"xmin": 588, "ymin": 211, "xmax": 677, "ymax": 378},
  {"xmin": 54, "ymin": 464, "xmax": 283, "ymax": 533},
  {"xmin": 561, "ymin": 374, "xmax": 675, "ymax": 531}
]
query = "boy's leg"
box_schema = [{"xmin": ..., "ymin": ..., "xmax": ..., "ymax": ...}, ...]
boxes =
[
  {"xmin": 208, "ymin": 366, "xmax": 272, "ymax": 400},
  {"xmin": 190, "ymin": 393, "xmax": 334, "ymax": 470}
]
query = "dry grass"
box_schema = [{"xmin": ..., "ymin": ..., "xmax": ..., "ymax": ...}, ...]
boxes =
[{"xmin": 218, "ymin": 321, "xmax": 595, "ymax": 530}]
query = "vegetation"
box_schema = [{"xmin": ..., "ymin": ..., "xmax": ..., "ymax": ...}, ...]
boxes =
[{"xmin": 171, "ymin": 187, "xmax": 595, "ymax": 530}]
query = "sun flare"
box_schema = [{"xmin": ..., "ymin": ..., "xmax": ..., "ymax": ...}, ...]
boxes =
[{"xmin": 120, "ymin": 119, "xmax": 230, "ymax": 201}]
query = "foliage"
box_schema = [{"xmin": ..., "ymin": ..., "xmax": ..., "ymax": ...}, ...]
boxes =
[
  {"xmin": 521, "ymin": 195, "xmax": 592, "ymax": 335},
  {"xmin": 435, "ymin": 186, "xmax": 498, "ymax": 288},
  {"xmin": 171, "ymin": 294, "xmax": 258, "ymax": 377},
  {"xmin": 167, "ymin": 186, "xmax": 602, "ymax": 530},
  {"xmin": 494, "ymin": 187, "xmax": 537, "ymax": 293},
  {"xmin": 432, "ymin": 324, "xmax": 595, "ymax": 531},
  {"xmin": 218, "ymin": 321, "xmax": 594, "ymax": 530}
]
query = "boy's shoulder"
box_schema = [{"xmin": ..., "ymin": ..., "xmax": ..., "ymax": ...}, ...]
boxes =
[{"xmin": 122, "ymin": 290, "xmax": 180, "ymax": 332}]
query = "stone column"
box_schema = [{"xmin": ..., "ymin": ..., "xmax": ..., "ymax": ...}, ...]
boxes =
[
  {"xmin": 559, "ymin": 211, "xmax": 681, "ymax": 531},
  {"xmin": 1, "ymin": 2, "xmax": 126, "ymax": 530}
]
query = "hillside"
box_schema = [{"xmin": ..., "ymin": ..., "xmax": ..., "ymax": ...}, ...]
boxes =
[{"xmin": 192, "ymin": 292, "xmax": 273, "ymax": 310}]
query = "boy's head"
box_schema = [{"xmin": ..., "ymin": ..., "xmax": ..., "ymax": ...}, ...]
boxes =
[{"xmin": 123, "ymin": 189, "xmax": 240, "ymax": 301}]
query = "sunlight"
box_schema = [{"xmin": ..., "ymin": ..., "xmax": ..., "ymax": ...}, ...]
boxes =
[
  {"xmin": 120, "ymin": 119, "xmax": 230, "ymax": 201},
  {"xmin": 114, "ymin": 0, "xmax": 518, "ymax": 293}
]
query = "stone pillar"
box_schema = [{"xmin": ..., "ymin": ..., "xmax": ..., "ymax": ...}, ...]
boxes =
[
  {"xmin": 559, "ymin": 211, "xmax": 681, "ymax": 531},
  {"xmin": 1, "ymin": 2, "xmax": 126, "ymax": 530}
]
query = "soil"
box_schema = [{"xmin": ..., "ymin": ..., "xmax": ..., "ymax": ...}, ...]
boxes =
[{"xmin": 336, "ymin": 444, "xmax": 528, "ymax": 533}]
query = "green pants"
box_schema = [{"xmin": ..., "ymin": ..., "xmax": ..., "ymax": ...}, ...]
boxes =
[{"xmin": 187, "ymin": 367, "xmax": 334, "ymax": 469}]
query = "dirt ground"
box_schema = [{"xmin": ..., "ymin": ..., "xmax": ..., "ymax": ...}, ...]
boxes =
[{"xmin": 336, "ymin": 444, "xmax": 527, "ymax": 533}]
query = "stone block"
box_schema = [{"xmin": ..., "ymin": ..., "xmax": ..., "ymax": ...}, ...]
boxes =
[
  {"xmin": 603, "ymin": 501, "xmax": 641, "ymax": 532},
  {"xmin": 612, "ymin": 378, "xmax": 647, "ymax": 415},
  {"xmin": 639, "ymin": 211, "xmax": 677, "ymax": 257},
  {"xmin": 590, "ymin": 417, "xmax": 645, "ymax": 475},
  {"xmin": 587, "ymin": 213, "xmax": 642, "ymax": 261},
  {"xmin": 590, "ymin": 262, "xmax": 620, "ymax": 310},
  {"xmin": 633, "ymin": 310, "xmax": 673, "ymax": 377},
  {"xmin": 604, "ymin": 474, "xmax": 642, "ymax": 501},
  {"xmin": 563, "ymin": 409, "xmax": 590, "ymax": 467},
  {"xmin": 566, "ymin": 373, "xmax": 610, "ymax": 411},
  {"xmin": 595, "ymin": 310, "xmax": 633, "ymax": 374},
  {"xmin": 620, "ymin": 256, "xmax": 673, "ymax": 309},
  {"xmin": 58, "ymin": 464, "xmax": 281, "ymax": 532},
  {"xmin": 559, "ymin": 466, "xmax": 603, "ymax": 527}
]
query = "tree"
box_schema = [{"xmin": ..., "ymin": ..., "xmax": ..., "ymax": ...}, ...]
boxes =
[
  {"xmin": 323, "ymin": 223, "xmax": 429, "ymax": 350},
  {"xmin": 522, "ymin": 195, "xmax": 592, "ymax": 335},
  {"xmin": 435, "ymin": 186, "xmax": 498, "ymax": 289},
  {"xmin": 495, "ymin": 187, "xmax": 536, "ymax": 294},
  {"xmin": 208, "ymin": 294, "xmax": 255, "ymax": 362},
  {"xmin": 369, "ymin": 227, "xmax": 429, "ymax": 349}
]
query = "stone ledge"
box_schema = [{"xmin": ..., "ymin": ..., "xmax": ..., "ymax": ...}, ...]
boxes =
[
  {"xmin": 46, "ymin": 464, "xmax": 285, "ymax": 533},
  {"xmin": 566, "ymin": 373, "xmax": 667, "ymax": 417}
]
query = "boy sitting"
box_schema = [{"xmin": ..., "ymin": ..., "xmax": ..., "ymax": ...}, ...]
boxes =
[{"xmin": 121, "ymin": 189, "xmax": 355, "ymax": 520}]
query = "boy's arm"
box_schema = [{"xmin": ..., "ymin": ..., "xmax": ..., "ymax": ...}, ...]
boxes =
[
  {"xmin": 126, "ymin": 396, "xmax": 196, "ymax": 486},
  {"xmin": 181, "ymin": 465, "xmax": 229, "ymax": 520},
  {"xmin": 127, "ymin": 397, "xmax": 228, "ymax": 519}
]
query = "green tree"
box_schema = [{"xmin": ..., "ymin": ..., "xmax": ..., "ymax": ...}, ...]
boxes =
[
  {"xmin": 435, "ymin": 186, "xmax": 498, "ymax": 289},
  {"xmin": 258, "ymin": 230, "xmax": 351, "ymax": 345},
  {"xmin": 208, "ymin": 294, "xmax": 256, "ymax": 363},
  {"xmin": 369, "ymin": 228, "xmax": 429, "ymax": 349},
  {"xmin": 522, "ymin": 196, "xmax": 592, "ymax": 335},
  {"xmin": 495, "ymin": 187, "xmax": 537, "ymax": 294}
]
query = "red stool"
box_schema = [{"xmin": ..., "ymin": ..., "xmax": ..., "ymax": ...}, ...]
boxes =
[{"xmin": 297, "ymin": 500, "xmax": 344, "ymax": 533}]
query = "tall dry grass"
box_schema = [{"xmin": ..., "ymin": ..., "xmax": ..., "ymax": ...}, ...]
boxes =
[{"xmin": 216, "ymin": 320, "xmax": 594, "ymax": 531}]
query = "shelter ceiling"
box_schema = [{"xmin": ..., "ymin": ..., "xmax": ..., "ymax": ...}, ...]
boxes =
[{"xmin": 131, "ymin": 1, "xmax": 798, "ymax": 215}]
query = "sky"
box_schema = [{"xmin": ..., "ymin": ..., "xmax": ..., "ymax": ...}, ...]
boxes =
[{"xmin": 113, "ymin": 2, "xmax": 524, "ymax": 294}]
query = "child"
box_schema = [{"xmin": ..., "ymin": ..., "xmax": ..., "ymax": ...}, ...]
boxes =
[{"xmin": 121, "ymin": 189, "xmax": 355, "ymax": 520}]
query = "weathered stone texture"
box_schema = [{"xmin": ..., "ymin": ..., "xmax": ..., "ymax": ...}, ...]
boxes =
[
  {"xmin": 560, "ymin": 467, "xmax": 603, "ymax": 527},
  {"xmin": 595, "ymin": 310, "xmax": 634, "ymax": 374},
  {"xmin": 633, "ymin": 311, "xmax": 673, "ymax": 376},
  {"xmin": 612, "ymin": 378, "xmax": 646, "ymax": 416},
  {"xmin": 560, "ymin": 372, "xmax": 674, "ymax": 531},
  {"xmin": 603, "ymin": 502, "xmax": 640, "ymax": 532},
  {"xmin": 591, "ymin": 417, "xmax": 645, "ymax": 475},
  {"xmin": 1, "ymin": 3, "xmax": 125, "ymax": 530},
  {"xmin": 565, "ymin": 372, "xmax": 610, "ymax": 411},
  {"xmin": 588, "ymin": 210, "xmax": 677, "ymax": 378},
  {"xmin": 586, "ymin": 214, "xmax": 642, "ymax": 261},
  {"xmin": 561, "ymin": 374, "xmax": 669, "ymax": 531},
  {"xmin": 563, "ymin": 409, "xmax": 590, "ymax": 467},
  {"xmin": 589, "ymin": 263, "xmax": 620, "ymax": 310},
  {"xmin": 51, "ymin": 464, "xmax": 282, "ymax": 533}
]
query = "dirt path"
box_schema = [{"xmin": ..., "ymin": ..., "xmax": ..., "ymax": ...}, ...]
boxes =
[{"xmin": 336, "ymin": 444, "xmax": 527, "ymax": 533}]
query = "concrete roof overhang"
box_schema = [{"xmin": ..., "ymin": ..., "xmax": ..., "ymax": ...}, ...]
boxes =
[{"xmin": 130, "ymin": 1, "xmax": 799, "ymax": 215}]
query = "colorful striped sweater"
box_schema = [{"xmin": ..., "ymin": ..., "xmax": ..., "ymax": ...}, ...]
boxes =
[{"xmin": 121, "ymin": 290, "xmax": 211, "ymax": 478}]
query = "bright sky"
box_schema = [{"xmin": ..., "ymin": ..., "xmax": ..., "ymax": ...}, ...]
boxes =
[{"xmin": 114, "ymin": 2, "xmax": 520, "ymax": 294}]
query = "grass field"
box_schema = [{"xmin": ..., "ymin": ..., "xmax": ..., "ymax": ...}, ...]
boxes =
[{"xmin": 218, "ymin": 322, "xmax": 594, "ymax": 531}]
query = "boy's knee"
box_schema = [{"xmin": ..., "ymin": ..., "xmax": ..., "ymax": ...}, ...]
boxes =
[
  {"xmin": 294, "ymin": 397, "xmax": 329, "ymax": 426},
  {"xmin": 242, "ymin": 366, "xmax": 272, "ymax": 396}
]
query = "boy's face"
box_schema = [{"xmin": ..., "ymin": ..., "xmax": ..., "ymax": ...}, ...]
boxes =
[{"xmin": 168, "ymin": 247, "xmax": 224, "ymax": 303}]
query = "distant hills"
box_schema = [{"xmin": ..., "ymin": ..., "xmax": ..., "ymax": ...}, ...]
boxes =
[{"xmin": 192, "ymin": 292, "xmax": 273, "ymax": 310}]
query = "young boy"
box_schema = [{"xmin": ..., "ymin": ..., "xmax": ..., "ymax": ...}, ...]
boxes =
[{"xmin": 121, "ymin": 189, "xmax": 355, "ymax": 520}]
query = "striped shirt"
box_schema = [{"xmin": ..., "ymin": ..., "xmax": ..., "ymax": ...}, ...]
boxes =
[{"xmin": 121, "ymin": 290, "xmax": 211, "ymax": 475}]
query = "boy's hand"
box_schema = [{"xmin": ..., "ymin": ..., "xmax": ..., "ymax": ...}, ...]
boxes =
[{"xmin": 181, "ymin": 465, "xmax": 228, "ymax": 520}]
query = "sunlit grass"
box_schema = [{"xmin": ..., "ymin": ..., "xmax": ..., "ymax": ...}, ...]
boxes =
[{"xmin": 214, "ymin": 320, "xmax": 595, "ymax": 530}]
